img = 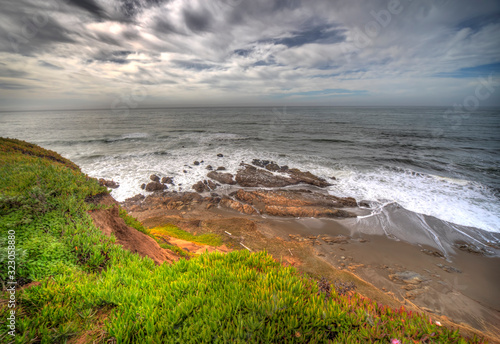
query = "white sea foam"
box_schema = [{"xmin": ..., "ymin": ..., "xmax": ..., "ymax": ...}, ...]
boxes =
[{"xmin": 329, "ymin": 168, "xmax": 500, "ymax": 233}]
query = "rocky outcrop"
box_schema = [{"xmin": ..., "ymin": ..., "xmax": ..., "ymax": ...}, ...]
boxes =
[
  {"xmin": 161, "ymin": 176, "xmax": 174, "ymax": 185},
  {"xmin": 232, "ymin": 189, "xmax": 356, "ymax": 218},
  {"xmin": 98, "ymin": 178, "xmax": 119, "ymax": 189},
  {"xmin": 125, "ymin": 187, "xmax": 357, "ymax": 219},
  {"xmin": 192, "ymin": 180, "xmax": 217, "ymax": 193},
  {"xmin": 287, "ymin": 168, "xmax": 332, "ymax": 188},
  {"xmin": 265, "ymin": 163, "xmax": 280, "ymax": 171},
  {"xmin": 235, "ymin": 164, "xmax": 295, "ymax": 188},
  {"xmin": 150, "ymin": 174, "xmax": 160, "ymax": 182},
  {"xmin": 220, "ymin": 198, "xmax": 257, "ymax": 215},
  {"xmin": 235, "ymin": 164, "xmax": 331, "ymax": 188},
  {"xmin": 145, "ymin": 181, "xmax": 166, "ymax": 192},
  {"xmin": 130, "ymin": 162, "xmax": 351, "ymax": 218},
  {"xmin": 235, "ymin": 189, "xmax": 357, "ymax": 208},
  {"xmin": 207, "ymin": 171, "xmax": 236, "ymax": 185},
  {"xmin": 264, "ymin": 205, "xmax": 355, "ymax": 218}
]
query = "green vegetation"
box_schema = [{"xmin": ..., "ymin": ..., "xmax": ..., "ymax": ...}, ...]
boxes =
[
  {"xmin": 118, "ymin": 208, "xmax": 151, "ymax": 236},
  {"xmin": 0, "ymin": 138, "xmax": 487, "ymax": 343},
  {"xmin": 151, "ymin": 224, "xmax": 223, "ymax": 247}
]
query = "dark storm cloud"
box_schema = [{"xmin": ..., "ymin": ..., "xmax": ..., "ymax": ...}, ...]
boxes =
[
  {"xmin": 183, "ymin": 8, "xmax": 213, "ymax": 32},
  {"xmin": 0, "ymin": 15, "xmax": 76, "ymax": 54},
  {"xmin": 153, "ymin": 18, "xmax": 179, "ymax": 34},
  {"xmin": 65, "ymin": 0, "xmax": 109, "ymax": 19}
]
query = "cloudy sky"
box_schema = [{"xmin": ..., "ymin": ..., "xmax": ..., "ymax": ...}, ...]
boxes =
[{"xmin": 0, "ymin": 0, "xmax": 499, "ymax": 111}]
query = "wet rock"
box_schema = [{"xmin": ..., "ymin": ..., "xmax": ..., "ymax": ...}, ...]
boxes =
[
  {"xmin": 145, "ymin": 181, "xmax": 166, "ymax": 192},
  {"xmin": 252, "ymin": 159, "xmax": 272, "ymax": 168},
  {"xmin": 217, "ymin": 153, "xmax": 224, "ymax": 158},
  {"xmin": 216, "ymin": 166, "xmax": 227, "ymax": 171},
  {"xmin": 193, "ymin": 180, "xmax": 217, "ymax": 193},
  {"xmin": 405, "ymin": 289, "xmax": 424, "ymax": 300},
  {"xmin": 454, "ymin": 242, "xmax": 492, "ymax": 256},
  {"xmin": 161, "ymin": 177, "xmax": 174, "ymax": 185},
  {"xmin": 235, "ymin": 164, "xmax": 332, "ymax": 188},
  {"xmin": 235, "ymin": 189, "xmax": 357, "ymax": 209},
  {"xmin": 436, "ymin": 264, "xmax": 462, "ymax": 274},
  {"xmin": 122, "ymin": 191, "xmax": 205, "ymax": 211},
  {"xmin": 99, "ymin": 178, "xmax": 119, "ymax": 189},
  {"xmin": 192, "ymin": 181, "xmax": 208, "ymax": 193},
  {"xmin": 287, "ymin": 168, "xmax": 332, "ymax": 188},
  {"xmin": 207, "ymin": 171, "xmax": 236, "ymax": 185},
  {"xmin": 183, "ymin": 170, "xmax": 187, "ymax": 173},
  {"xmin": 231, "ymin": 189, "xmax": 357, "ymax": 218},
  {"xmin": 206, "ymin": 165, "xmax": 213, "ymax": 171},
  {"xmin": 265, "ymin": 163, "xmax": 280, "ymax": 172},
  {"xmin": 235, "ymin": 164, "xmax": 293, "ymax": 188},
  {"xmin": 421, "ymin": 248, "xmax": 445, "ymax": 258},
  {"xmin": 220, "ymin": 198, "xmax": 257, "ymax": 215},
  {"xmin": 321, "ymin": 235, "xmax": 350, "ymax": 244},
  {"xmin": 122, "ymin": 194, "xmax": 145, "ymax": 206},
  {"xmin": 279, "ymin": 165, "xmax": 289, "ymax": 172},
  {"xmin": 193, "ymin": 161, "xmax": 200, "ymax": 166},
  {"xmin": 359, "ymin": 201, "xmax": 371, "ymax": 208},
  {"xmin": 140, "ymin": 183, "xmax": 146, "ymax": 190},
  {"xmin": 264, "ymin": 205, "xmax": 355, "ymax": 218},
  {"xmin": 389, "ymin": 271, "xmax": 427, "ymax": 285},
  {"xmin": 204, "ymin": 180, "xmax": 217, "ymax": 190},
  {"xmin": 150, "ymin": 174, "xmax": 160, "ymax": 182}
]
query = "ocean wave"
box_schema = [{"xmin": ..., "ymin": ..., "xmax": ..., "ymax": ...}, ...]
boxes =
[{"xmin": 48, "ymin": 133, "xmax": 152, "ymax": 146}]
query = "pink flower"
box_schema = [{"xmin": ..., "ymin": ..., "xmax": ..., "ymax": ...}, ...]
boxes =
[{"xmin": 391, "ymin": 339, "xmax": 401, "ymax": 344}]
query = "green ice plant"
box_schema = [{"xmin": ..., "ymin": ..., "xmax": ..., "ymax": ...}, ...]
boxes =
[
  {"xmin": 151, "ymin": 224, "xmax": 222, "ymax": 247},
  {"xmin": 0, "ymin": 138, "xmax": 488, "ymax": 344}
]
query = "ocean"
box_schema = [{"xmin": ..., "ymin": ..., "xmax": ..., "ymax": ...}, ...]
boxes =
[{"xmin": 1, "ymin": 106, "xmax": 499, "ymax": 237}]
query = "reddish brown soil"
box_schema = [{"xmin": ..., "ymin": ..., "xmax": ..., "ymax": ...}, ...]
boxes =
[{"xmin": 88, "ymin": 193, "xmax": 179, "ymax": 265}]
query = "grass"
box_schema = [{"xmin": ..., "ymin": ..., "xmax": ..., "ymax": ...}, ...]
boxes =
[
  {"xmin": 0, "ymin": 137, "xmax": 488, "ymax": 343},
  {"xmin": 150, "ymin": 224, "xmax": 223, "ymax": 247},
  {"xmin": 118, "ymin": 208, "xmax": 151, "ymax": 236}
]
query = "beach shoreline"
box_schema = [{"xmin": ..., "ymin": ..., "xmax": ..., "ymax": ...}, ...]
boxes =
[{"xmin": 120, "ymin": 163, "xmax": 500, "ymax": 342}]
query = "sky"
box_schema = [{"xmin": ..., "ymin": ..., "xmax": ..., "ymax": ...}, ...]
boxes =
[{"xmin": 0, "ymin": 0, "xmax": 499, "ymax": 111}]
